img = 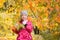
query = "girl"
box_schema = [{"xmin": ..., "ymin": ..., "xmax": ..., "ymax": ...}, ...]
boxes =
[{"xmin": 12, "ymin": 10, "xmax": 33, "ymax": 40}]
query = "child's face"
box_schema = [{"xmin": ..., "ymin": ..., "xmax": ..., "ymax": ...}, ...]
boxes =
[{"xmin": 21, "ymin": 14, "xmax": 27, "ymax": 20}]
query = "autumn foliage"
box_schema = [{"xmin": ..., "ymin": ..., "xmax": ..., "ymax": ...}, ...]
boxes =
[{"xmin": 0, "ymin": 0, "xmax": 60, "ymax": 40}]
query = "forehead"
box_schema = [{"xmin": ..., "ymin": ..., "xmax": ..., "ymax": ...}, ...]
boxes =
[
  {"xmin": 22, "ymin": 14, "xmax": 27, "ymax": 16},
  {"xmin": 21, "ymin": 13, "xmax": 28, "ymax": 17},
  {"xmin": 21, "ymin": 14, "xmax": 27, "ymax": 16}
]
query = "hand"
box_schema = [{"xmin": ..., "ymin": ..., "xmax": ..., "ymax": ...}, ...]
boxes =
[{"xmin": 10, "ymin": 26, "xmax": 17, "ymax": 32}]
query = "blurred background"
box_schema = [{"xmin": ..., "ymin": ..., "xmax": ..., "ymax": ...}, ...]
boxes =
[{"xmin": 0, "ymin": 0, "xmax": 60, "ymax": 40}]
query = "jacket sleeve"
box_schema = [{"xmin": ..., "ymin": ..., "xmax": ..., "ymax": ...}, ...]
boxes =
[{"xmin": 26, "ymin": 21, "xmax": 33, "ymax": 33}]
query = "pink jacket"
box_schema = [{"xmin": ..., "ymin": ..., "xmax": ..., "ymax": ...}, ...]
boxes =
[{"xmin": 16, "ymin": 20, "xmax": 33, "ymax": 40}]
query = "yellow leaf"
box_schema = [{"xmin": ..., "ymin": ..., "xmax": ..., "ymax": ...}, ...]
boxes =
[{"xmin": 0, "ymin": 0, "xmax": 5, "ymax": 8}]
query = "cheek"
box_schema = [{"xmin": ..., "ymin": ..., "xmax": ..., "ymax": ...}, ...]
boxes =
[
  {"xmin": 22, "ymin": 16, "xmax": 24, "ymax": 19},
  {"xmin": 21, "ymin": 16, "xmax": 27, "ymax": 19},
  {"xmin": 21, "ymin": 16, "xmax": 25, "ymax": 19}
]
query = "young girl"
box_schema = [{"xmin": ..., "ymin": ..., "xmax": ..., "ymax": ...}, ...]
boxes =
[{"xmin": 12, "ymin": 10, "xmax": 33, "ymax": 40}]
